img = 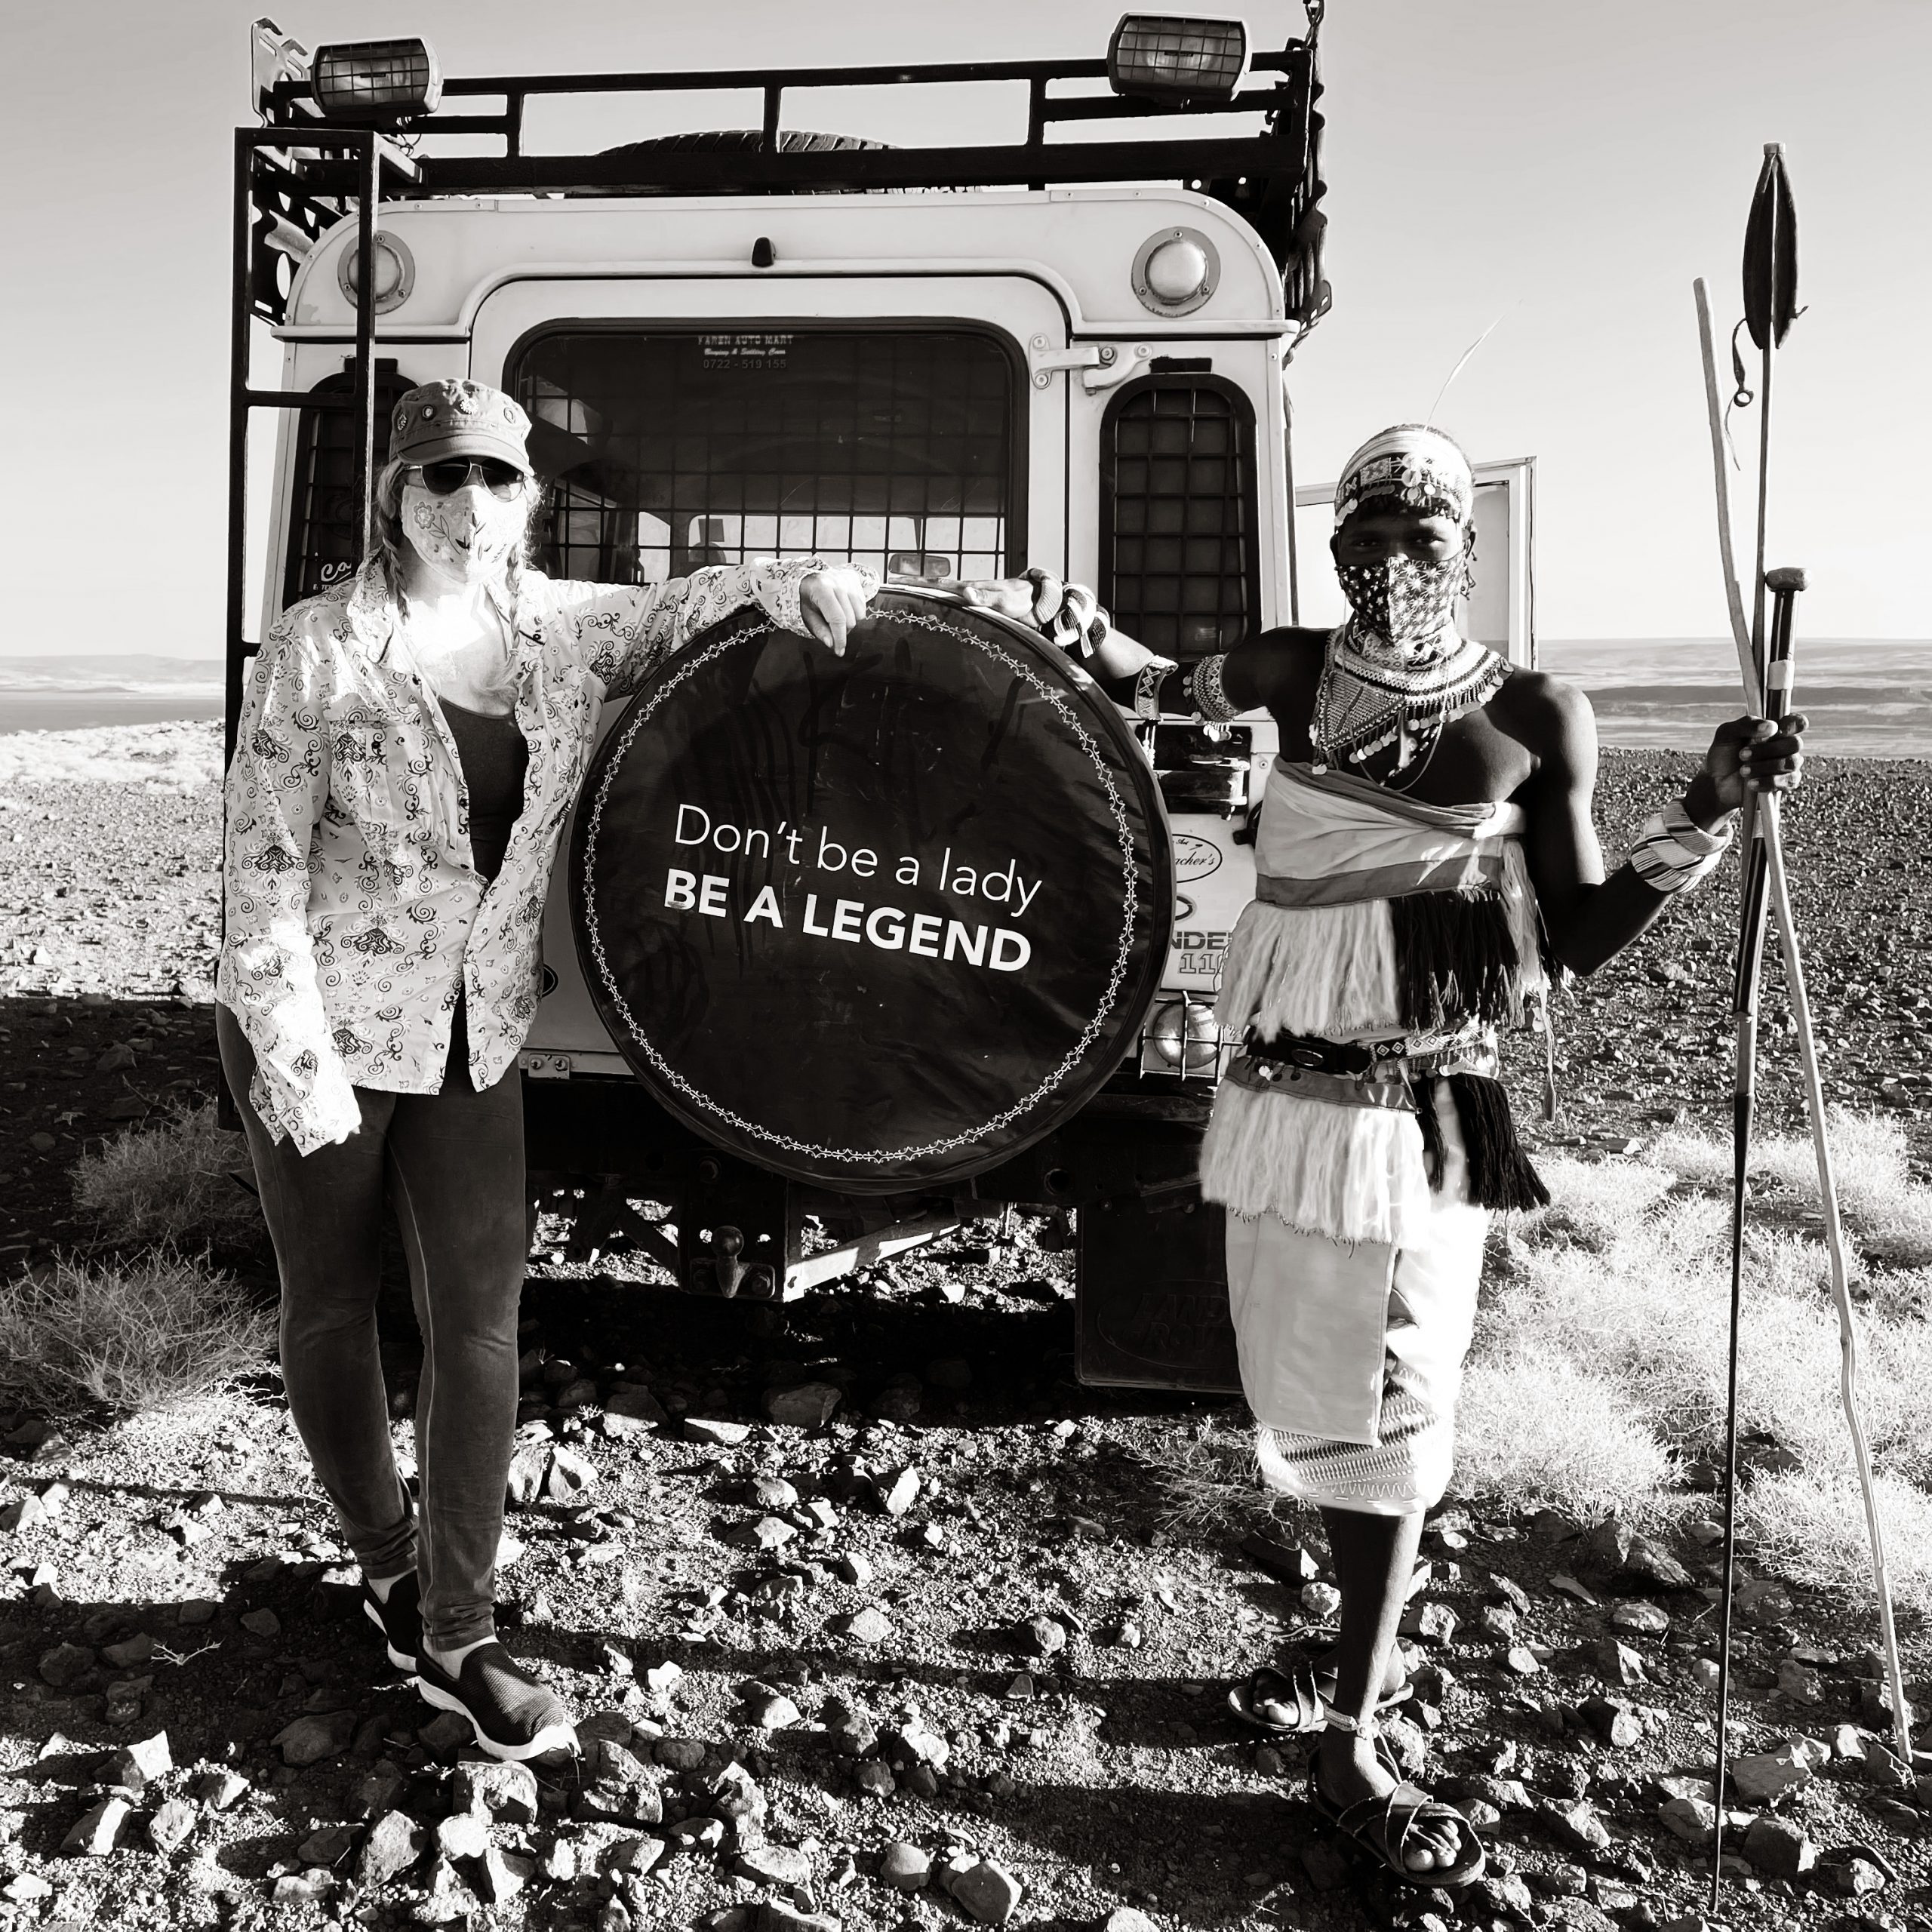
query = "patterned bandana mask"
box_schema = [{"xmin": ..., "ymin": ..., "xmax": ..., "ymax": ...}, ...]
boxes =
[
  {"xmin": 401, "ymin": 484, "xmax": 525, "ymax": 588},
  {"xmin": 1336, "ymin": 552, "xmax": 1466, "ymax": 659}
]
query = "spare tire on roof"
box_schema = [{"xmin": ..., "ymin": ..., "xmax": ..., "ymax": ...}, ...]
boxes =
[
  {"xmin": 598, "ymin": 130, "xmax": 888, "ymax": 155},
  {"xmin": 571, "ymin": 587, "xmax": 1171, "ymax": 1193},
  {"xmin": 584, "ymin": 129, "xmax": 891, "ymax": 194}
]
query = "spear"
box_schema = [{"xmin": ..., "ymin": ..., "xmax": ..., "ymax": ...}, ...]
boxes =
[{"xmin": 1693, "ymin": 149, "xmax": 1913, "ymax": 1909}]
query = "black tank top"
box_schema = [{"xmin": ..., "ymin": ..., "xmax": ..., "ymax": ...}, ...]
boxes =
[{"xmin": 438, "ymin": 697, "xmax": 528, "ymax": 884}]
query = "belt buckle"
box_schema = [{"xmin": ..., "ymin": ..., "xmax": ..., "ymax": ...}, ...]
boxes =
[{"xmin": 1282, "ymin": 1044, "xmax": 1327, "ymax": 1071}]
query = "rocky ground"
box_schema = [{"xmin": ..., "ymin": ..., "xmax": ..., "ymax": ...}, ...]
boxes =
[{"xmin": 0, "ymin": 732, "xmax": 1927, "ymax": 1932}]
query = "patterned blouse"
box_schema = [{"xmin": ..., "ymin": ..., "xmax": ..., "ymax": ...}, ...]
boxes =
[{"xmin": 218, "ymin": 554, "xmax": 848, "ymax": 1154}]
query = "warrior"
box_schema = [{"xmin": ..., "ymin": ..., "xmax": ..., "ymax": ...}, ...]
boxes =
[{"xmin": 1069, "ymin": 423, "xmax": 1805, "ymax": 1889}]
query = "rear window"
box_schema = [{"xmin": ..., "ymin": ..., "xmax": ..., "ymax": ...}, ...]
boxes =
[
  {"xmin": 507, "ymin": 328, "xmax": 1021, "ymax": 588},
  {"xmin": 1101, "ymin": 376, "xmax": 1259, "ymax": 662}
]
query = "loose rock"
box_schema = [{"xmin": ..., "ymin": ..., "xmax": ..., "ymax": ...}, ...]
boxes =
[
  {"xmin": 1742, "ymin": 1814, "xmax": 1815, "ymax": 1879},
  {"xmin": 38, "ymin": 1642, "xmax": 94, "ymax": 1689},
  {"xmin": 947, "ymin": 1857, "xmax": 1023, "ymax": 1925},
  {"xmin": 61, "ymin": 1796, "xmax": 130, "ymax": 1857},
  {"xmin": 1730, "ymin": 1738, "xmax": 1820, "ymax": 1803},
  {"xmin": 115, "ymin": 1730, "xmax": 171, "ymax": 1786},
  {"xmin": 879, "ymin": 1841, "xmax": 931, "ymax": 1890},
  {"xmin": 766, "ymin": 1382, "xmax": 842, "ymax": 1428},
  {"xmin": 149, "ymin": 1797, "xmax": 198, "ymax": 1855},
  {"xmin": 358, "ymin": 1809, "xmax": 426, "ymax": 1888},
  {"xmin": 454, "ymin": 1757, "xmax": 540, "ymax": 1824},
  {"xmin": 844, "ymin": 1606, "xmax": 893, "ymax": 1644},
  {"xmin": 738, "ymin": 1844, "xmax": 813, "ymax": 1887},
  {"xmin": 272, "ymin": 1709, "xmax": 355, "ymax": 1767}
]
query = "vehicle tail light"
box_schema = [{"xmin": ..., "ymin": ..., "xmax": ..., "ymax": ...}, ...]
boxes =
[
  {"xmin": 1107, "ymin": 15, "xmax": 1247, "ymax": 106},
  {"xmin": 1141, "ymin": 995, "xmax": 1222, "ymax": 1075}
]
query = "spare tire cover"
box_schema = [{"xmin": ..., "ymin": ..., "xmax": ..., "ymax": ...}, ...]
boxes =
[{"xmin": 571, "ymin": 586, "xmax": 1171, "ymax": 1192}]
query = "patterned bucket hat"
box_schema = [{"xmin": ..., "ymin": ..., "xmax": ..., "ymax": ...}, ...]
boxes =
[{"xmin": 390, "ymin": 379, "xmax": 532, "ymax": 473}]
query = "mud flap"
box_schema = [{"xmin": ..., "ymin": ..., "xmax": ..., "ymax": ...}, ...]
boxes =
[{"xmin": 1075, "ymin": 1186, "xmax": 1239, "ymax": 1393}]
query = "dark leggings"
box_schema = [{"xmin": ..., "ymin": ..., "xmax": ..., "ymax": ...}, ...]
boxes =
[{"xmin": 216, "ymin": 1002, "xmax": 526, "ymax": 1651}]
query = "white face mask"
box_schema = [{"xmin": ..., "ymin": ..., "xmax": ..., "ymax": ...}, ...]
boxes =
[{"xmin": 400, "ymin": 481, "xmax": 526, "ymax": 588}]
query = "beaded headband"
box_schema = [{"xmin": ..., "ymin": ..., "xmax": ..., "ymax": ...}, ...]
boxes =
[{"xmin": 1332, "ymin": 424, "xmax": 1475, "ymax": 532}]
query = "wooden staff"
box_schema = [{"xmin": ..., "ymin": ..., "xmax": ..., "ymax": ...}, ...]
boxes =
[{"xmin": 1693, "ymin": 151, "xmax": 1914, "ymax": 1910}]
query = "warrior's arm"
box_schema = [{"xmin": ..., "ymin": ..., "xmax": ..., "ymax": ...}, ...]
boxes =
[{"xmin": 1518, "ymin": 675, "xmax": 1805, "ymax": 976}]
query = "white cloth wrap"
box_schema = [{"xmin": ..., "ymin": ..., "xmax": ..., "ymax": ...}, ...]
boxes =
[
  {"xmin": 1202, "ymin": 759, "xmax": 1537, "ymax": 1511},
  {"xmin": 1232, "ymin": 1084, "xmax": 1487, "ymax": 1512}
]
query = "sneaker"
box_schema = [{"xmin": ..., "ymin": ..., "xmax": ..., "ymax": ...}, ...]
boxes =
[
  {"xmin": 414, "ymin": 1641, "xmax": 579, "ymax": 1761},
  {"xmin": 361, "ymin": 1571, "xmax": 420, "ymax": 1672}
]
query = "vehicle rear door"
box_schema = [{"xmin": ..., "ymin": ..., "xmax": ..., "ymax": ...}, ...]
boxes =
[{"xmin": 468, "ymin": 275, "xmax": 1070, "ymax": 1071}]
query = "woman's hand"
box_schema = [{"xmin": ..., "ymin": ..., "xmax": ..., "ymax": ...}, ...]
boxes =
[
  {"xmin": 1687, "ymin": 712, "xmax": 1809, "ymax": 824},
  {"xmin": 797, "ymin": 567, "xmax": 876, "ymax": 654}
]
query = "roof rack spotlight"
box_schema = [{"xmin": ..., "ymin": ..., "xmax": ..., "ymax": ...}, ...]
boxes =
[
  {"xmin": 311, "ymin": 37, "xmax": 443, "ymax": 125},
  {"xmin": 1106, "ymin": 14, "xmax": 1248, "ymax": 106}
]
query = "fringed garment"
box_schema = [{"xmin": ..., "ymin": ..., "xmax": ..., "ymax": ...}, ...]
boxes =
[{"xmin": 1201, "ymin": 758, "xmax": 1552, "ymax": 1515}]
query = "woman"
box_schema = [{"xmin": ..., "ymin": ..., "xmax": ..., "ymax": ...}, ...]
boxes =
[{"xmin": 217, "ymin": 377, "xmax": 880, "ymax": 1760}]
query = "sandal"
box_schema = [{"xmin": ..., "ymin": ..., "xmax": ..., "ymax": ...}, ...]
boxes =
[
  {"xmin": 1306, "ymin": 1715, "xmax": 1485, "ymax": 1890},
  {"xmin": 1227, "ymin": 1657, "xmax": 1412, "ymax": 1736}
]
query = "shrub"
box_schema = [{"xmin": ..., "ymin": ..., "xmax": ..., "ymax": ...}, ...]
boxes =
[
  {"xmin": 72, "ymin": 1100, "xmax": 263, "ymax": 1247},
  {"xmin": 1148, "ymin": 1414, "xmax": 1284, "ymax": 1537},
  {"xmin": 0, "ymin": 1246, "xmax": 275, "ymax": 1422}
]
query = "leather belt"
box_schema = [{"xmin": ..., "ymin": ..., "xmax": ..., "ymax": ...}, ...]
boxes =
[{"xmin": 1244, "ymin": 1035, "xmax": 1414, "ymax": 1081}]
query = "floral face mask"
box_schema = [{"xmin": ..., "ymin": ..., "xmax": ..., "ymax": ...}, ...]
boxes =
[
  {"xmin": 1336, "ymin": 552, "xmax": 1468, "ymax": 657},
  {"xmin": 400, "ymin": 482, "xmax": 525, "ymax": 588}
]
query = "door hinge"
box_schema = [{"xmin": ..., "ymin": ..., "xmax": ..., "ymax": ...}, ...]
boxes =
[{"xmin": 1029, "ymin": 339, "xmax": 1151, "ymax": 392}]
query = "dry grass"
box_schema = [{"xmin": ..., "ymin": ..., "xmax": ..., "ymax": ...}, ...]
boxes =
[
  {"xmin": 1142, "ymin": 1109, "xmax": 1932, "ymax": 1613},
  {"xmin": 1457, "ymin": 1110, "xmax": 1932, "ymax": 1609},
  {"xmin": 0, "ymin": 1246, "xmax": 275, "ymax": 1422},
  {"xmin": 72, "ymin": 1100, "xmax": 263, "ymax": 1247}
]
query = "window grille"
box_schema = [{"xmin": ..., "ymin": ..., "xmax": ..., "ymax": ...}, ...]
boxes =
[
  {"xmin": 1101, "ymin": 377, "xmax": 1258, "ymax": 662},
  {"xmin": 281, "ymin": 360, "xmax": 409, "ymax": 608},
  {"xmin": 508, "ymin": 330, "xmax": 1020, "ymax": 589}
]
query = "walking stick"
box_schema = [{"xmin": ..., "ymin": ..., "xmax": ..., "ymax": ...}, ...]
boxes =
[{"xmin": 1694, "ymin": 150, "xmax": 1915, "ymax": 1909}]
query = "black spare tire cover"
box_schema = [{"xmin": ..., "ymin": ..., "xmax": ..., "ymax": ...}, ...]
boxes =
[{"xmin": 571, "ymin": 586, "xmax": 1171, "ymax": 1192}]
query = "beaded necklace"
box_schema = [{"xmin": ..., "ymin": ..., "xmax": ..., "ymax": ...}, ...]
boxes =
[{"xmin": 1309, "ymin": 619, "xmax": 1509, "ymax": 777}]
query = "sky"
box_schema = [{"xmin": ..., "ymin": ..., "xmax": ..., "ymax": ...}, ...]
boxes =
[{"xmin": 2, "ymin": 0, "xmax": 1927, "ymax": 656}]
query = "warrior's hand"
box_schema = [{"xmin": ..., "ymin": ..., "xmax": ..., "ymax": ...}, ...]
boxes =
[
  {"xmin": 797, "ymin": 567, "xmax": 875, "ymax": 655},
  {"xmin": 950, "ymin": 571, "xmax": 1159, "ymax": 683},
  {"xmin": 952, "ymin": 569, "xmax": 1072, "ymax": 630},
  {"xmin": 1694, "ymin": 712, "xmax": 1809, "ymax": 820}
]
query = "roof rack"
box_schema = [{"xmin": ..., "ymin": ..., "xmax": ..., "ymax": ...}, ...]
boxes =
[
  {"xmin": 227, "ymin": 17, "xmax": 1330, "ymax": 748},
  {"xmin": 246, "ymin": 26, "xmax": 1329, "ymax": 333}
]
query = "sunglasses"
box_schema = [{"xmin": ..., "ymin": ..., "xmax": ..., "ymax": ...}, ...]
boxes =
[{"xmin": 406, "ymin": 458, "xmax": 528, "ymax": 500}]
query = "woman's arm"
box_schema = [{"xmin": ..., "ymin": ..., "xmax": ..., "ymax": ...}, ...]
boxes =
[
  {"xmin": 215, "ymin": 623, "xmax": 362, "ymax": 1153},
  {"xmin": 554, "ymin": 559, "xmax": 880, "ymax": 698}
]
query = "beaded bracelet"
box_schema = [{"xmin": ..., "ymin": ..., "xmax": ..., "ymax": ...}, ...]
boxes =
[
  {"xmin": 1630, "ymin": 798, "xmax": 1736, "ymax": 895},
  {"xmin": 1190, "ymin": 652, "xmax": 1241, "ymax": 723}
]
